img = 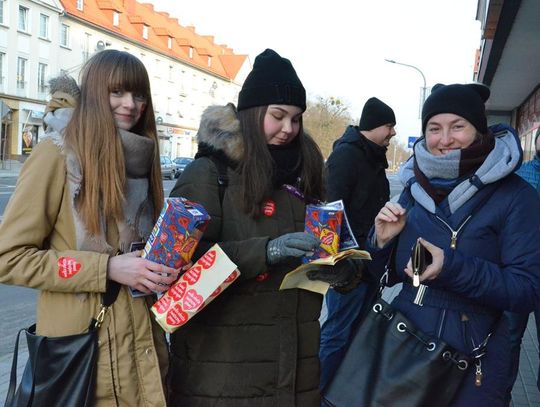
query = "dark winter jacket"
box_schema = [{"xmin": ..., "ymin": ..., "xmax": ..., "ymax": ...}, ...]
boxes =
[
  {"xmin": 326, "ymin": 125, "xmax": 389, "ymax": 248},
  {"xmin": 168, "ymin": 104, "xmax": 322, "ymax": 406},
  {"xmin": 367, "ymin": 125, "xmax": 540, "ymax": 406}
]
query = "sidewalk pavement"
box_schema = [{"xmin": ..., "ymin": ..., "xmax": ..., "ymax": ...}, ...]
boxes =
[{"xmin": 0, "ymin": 160, "xmax": 23, "ymax": 179}]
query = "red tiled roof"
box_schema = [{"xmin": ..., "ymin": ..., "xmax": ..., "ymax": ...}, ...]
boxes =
[{"xmin": 60, "ymin": 0, "xmax": 247, "ymax": 81}]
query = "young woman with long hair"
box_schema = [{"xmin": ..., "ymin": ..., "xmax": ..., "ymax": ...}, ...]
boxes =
[
  {"xmin": 168, "ymin": 48, "xmax": 362, "ymax": 406},
  {"xmin": 0, "ymin": 50, "xmax": 179, "ymax": 405}
]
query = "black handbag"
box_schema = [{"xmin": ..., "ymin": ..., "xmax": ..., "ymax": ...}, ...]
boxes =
[
  {"xmin": 4, "ymin": 282, "xmax": 120, "ymax": 407},
  {"xmin": 323, "ymin": 241, "xmax": 474, "ymax": 407}
]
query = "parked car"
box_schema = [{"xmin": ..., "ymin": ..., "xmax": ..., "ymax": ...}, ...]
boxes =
[
  {"xmin": 172, "ymin": 157, "xmax": 194, "ymax": 178},
  {"xmin": 160, "ymin": 155, "xmax": 175, "ymax": 180}
]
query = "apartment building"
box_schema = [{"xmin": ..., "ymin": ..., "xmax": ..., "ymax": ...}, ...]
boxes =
[
  {"xmin": 475, "ymin": 0, "xmax": 540, "ymax": 161},
  {"xmin": 0, "ymin": 0, "xmax": 249, "ymax": 161}
]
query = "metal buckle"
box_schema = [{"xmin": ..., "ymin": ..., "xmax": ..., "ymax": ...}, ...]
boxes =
[{"xmin": 94, "ymin": 305, "xmax": 108, "ymax": 328}]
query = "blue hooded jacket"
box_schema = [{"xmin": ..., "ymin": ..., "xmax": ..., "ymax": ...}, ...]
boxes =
[{"xmin": 368, "ymin": 124, "xmax": 540, "ymax": 406}]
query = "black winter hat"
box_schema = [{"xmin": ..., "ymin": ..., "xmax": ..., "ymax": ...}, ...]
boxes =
[
  {"xmin": 421, "ymin": 83, "xmax": 490, "ymax": 134},
  {"xmin": 237, "ymin": 49, "xmax": 306, "ymax": 111},
  {"xmin": 358, "ymin": 97, "xmax": 396, "ymax": 131}
]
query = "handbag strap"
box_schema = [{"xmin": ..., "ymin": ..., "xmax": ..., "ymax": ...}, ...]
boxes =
[
  {"xmin": 5, "ymin": 327, "xmax": 25, "ymax": 406},
  {"xmin": 5, "ymin": 325, "xmax": 43, "ymax": 407},
  {"xmin": 94, "ymin": 280, "xmax": 121, "ymax": 328}
]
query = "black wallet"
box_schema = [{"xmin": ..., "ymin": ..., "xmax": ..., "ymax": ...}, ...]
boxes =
[{"xmin": 411, "ymin": 240, "xmax": 432, "ymax": 287}]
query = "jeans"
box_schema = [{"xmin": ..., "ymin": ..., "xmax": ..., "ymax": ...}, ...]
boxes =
[{"xmin": 319, "ymin": 283, "xmax": 374, "ymax": 391}]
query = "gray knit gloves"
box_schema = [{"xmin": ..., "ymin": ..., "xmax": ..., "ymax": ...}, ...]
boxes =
[{"xmin": 266, "ymin": 232, "xmax": 320, "ymax": 265}]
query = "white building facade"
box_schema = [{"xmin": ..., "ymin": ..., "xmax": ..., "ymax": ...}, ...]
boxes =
[{"xmin": 0, "ymin": 0, "xmax": 249, "ymax": 161}]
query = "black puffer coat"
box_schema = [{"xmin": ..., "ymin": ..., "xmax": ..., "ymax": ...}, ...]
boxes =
[
  {"xmin": 326, "ymin": 125, "xmax": 389, "ymax": 248},
  {"xmin": 168, "ymin": 105, "xmax": 322, "ymax": 406}
]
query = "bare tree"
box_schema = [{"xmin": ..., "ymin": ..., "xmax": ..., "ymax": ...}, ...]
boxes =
[{"xmin": 303, "ymin": 96, "xmax": 353, "ymax": 159}]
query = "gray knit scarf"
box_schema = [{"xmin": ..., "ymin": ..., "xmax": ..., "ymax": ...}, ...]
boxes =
[
  {"xmin": 399, "ymin": 127, "xmax": 521, "ymax": 214},
  {"xmin": 43, "ymin": 108, "xmax": 155, "ymax": 254}
]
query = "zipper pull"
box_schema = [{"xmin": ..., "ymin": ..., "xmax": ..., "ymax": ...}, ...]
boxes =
[
  {"xmin": 413, "ymin": 270, "xmax": 420, "ymax": 287},
  {"xmin": 475, "ymin": 360, "xmax": 483, "ymax": 387},
  {"xmin": 450, "ymin": 231, "xmax": 458, "ymax": 250},
  {"xmin": 413, "ymin": 284, "xmax": 427, "ymax": 306}
]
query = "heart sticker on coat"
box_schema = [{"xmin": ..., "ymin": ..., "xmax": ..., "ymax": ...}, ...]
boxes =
[
  {"xmin": 182, "ymin": 289, "xmax": 203, "ymax": 310},
  {"xmin": 166, "ymin": 304, "xmax": 188, "ymax": 326},
  {"xmin": 58, "ymin": 257, "xmax": 82, "ymax": 279}
]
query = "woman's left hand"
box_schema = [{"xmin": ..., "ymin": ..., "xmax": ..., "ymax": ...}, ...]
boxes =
[{"xmin": 404, "ymin": 238, "xmax": 444, "ymax": 282}]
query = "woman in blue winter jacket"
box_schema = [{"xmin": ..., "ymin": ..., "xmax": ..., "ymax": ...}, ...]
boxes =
[{"xmin": 369, "ymin": 83, "xmax": 540, "ymax": 406}]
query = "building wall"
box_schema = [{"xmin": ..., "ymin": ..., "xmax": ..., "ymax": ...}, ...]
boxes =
[{"xmin": 0, "ymin": 0, "xmax": 246, "ymax": 161}]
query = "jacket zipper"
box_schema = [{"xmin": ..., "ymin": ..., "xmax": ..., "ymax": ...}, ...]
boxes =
[
  {"xmin": 434, "ymin": 215, "xmax": 472, "ymax": 250},
  {"xmin": 413, "ymin": 215, "xmax": 471, "ymax": 306},
  {"xmin": 107, "ymin": 327, "xmax": 120, "ymax": 407}
]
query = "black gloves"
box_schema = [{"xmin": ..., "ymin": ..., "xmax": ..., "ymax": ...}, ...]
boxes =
[
  {"xmin": 267, "ymin": 232, "xmax": 320, "ymax": 265},
  {"xmin": 307, "ymin": 258, "xmax": 365, "ymax": 293}
]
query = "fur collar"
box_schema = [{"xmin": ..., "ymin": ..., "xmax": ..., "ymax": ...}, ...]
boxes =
[{"xmin": 196, "ymin": 104, "xmax": 244, "ymax": 162}]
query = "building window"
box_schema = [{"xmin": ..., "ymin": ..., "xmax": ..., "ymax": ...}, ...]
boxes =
[
  {"xmin": 60, "ymin": 24, "xmax": 70, "ymax": 47},
  {"xmin": 189, "ymin": 47, "xmax": 193, "ymax": 59},
  {"xmin": 142, "ymin": 25, "xmax": 148, "ymax": 39},
  {"xmin": 167, "ymin": 36, "xmax": 172, "ymax": 49},
  {"xmin": 0, "ymin": 0, "xmax": 6, "ymax": 25},
  {"xmin": 17, "ymin": 57, "xmax": 27, "ymax": 89},
  {"xmin": 18, "ymin": 6, "xmax": 29, "ymax": 32},
  {"xmin": 208, "ymin": 56, "xmax": 212, "ymax": 67},
  {"xmin": 76, "ymin": 0, "xmax": 83, "ymax": 11},
  {"xmin": 113, "ymin": 12, "xmax": 119, "ymax": 26},
  {"xmin": 83, "ymin": 32, "xmax": 91, "ymax": 61},
  {"xmin": 38, "ymin": 63, "xmax": 48, "ymax": 93},
  {"xmin": 154, "ymin": 59, "xmax": 161, "ymax": 78},
  {"xmin": 39, "ymin": 14, "xmax": 49, "ymax": 39},
  {"xmin": 0, "ymin": 52, "xmax": 4, "ymax": 85}
]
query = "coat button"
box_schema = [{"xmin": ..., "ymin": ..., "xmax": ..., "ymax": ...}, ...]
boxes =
[{"xmin": 145, "ymin": 348, "xmax": 153, "ymax": 357}]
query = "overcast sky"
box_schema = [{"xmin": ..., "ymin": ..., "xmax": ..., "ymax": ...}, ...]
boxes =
[{"xmin": 146, "ymin": 0, "xmax": 481, "ymax": 146}]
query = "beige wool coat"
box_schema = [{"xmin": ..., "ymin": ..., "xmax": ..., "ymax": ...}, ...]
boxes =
[{"xmin": 0, "ymin": 137, "xmax": 168, "ymax": 406}]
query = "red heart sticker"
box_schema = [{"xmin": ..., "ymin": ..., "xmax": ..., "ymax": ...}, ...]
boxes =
[
  {"xmin": 255, "ymin": 272, "xmax": 269, "ymax": 282},
  {"xmin": 262, "ymin": 200, "xmax": 276, "ymax": 217},
  {"xmin": 182, "ymin": 266, "xmax": 202, "ymax": 285},
  {"xmin": 210, "ymin": 286, "xmax": 222, "ymax": 297},
  {"xmin": 199, "ymin": 250, "xmax": 216, "ymax": 269},
  {"xmin": 224, "ymin": 270, "xmax": 239, "ymax": 283},
  {"xmin": 58, "ymin": 257, "xmax": 82, "ymax": 279},
  {"xmin": 166, "ymin": 304, "xmax": 189, "ymax": 326},
  {"xmin": 153, "ymin": 296, "xmax": 171, "ymax": 314},
  {"xmin": 169, "ymin": 282, "xmax": 187, "ymax": 301},
  {"xmin": 182, "ymin": 289, "xmax": 204, "ymax": 310}
]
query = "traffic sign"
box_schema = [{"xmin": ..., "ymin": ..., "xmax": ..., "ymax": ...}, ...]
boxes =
[{"xmin": 408, "ymin": 136, "xmax": 419, "ymax": 148}]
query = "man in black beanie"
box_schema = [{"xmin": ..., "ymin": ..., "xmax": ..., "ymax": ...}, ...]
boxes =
[{"xmin": 319, "ymin": 97, "xmax": 396, "ymax": 390}]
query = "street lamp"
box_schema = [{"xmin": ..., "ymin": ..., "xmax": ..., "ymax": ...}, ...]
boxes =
[{"xmin": 385, "ymin": 59, "xmax": 427, "ymax": 118}]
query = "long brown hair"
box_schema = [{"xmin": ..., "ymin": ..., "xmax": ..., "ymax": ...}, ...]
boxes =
[
  {"xmin": 237, "ymin": 106, "xmax": 325, "ymax": 217},
  {"xmin": 64, "ymin": 50, "xmax": 163, "ymax": 235}
]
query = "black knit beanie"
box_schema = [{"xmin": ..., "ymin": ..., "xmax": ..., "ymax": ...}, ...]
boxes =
[
  {"xmin": 358, "ymin": 97, "xmax": 396, "ymax": 131},
  {"xmin": 421, "ymin": 83, "xmax": 490, "ymax": 134},
  {"xmin": 237, "ymin": 49, "xmax": 306, "ymax": 112}
]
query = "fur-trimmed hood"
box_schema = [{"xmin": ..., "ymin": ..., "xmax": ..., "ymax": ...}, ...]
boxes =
[{"xmin": 196, "ymin": 104, "xmax": 244, "ymax": 162}]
